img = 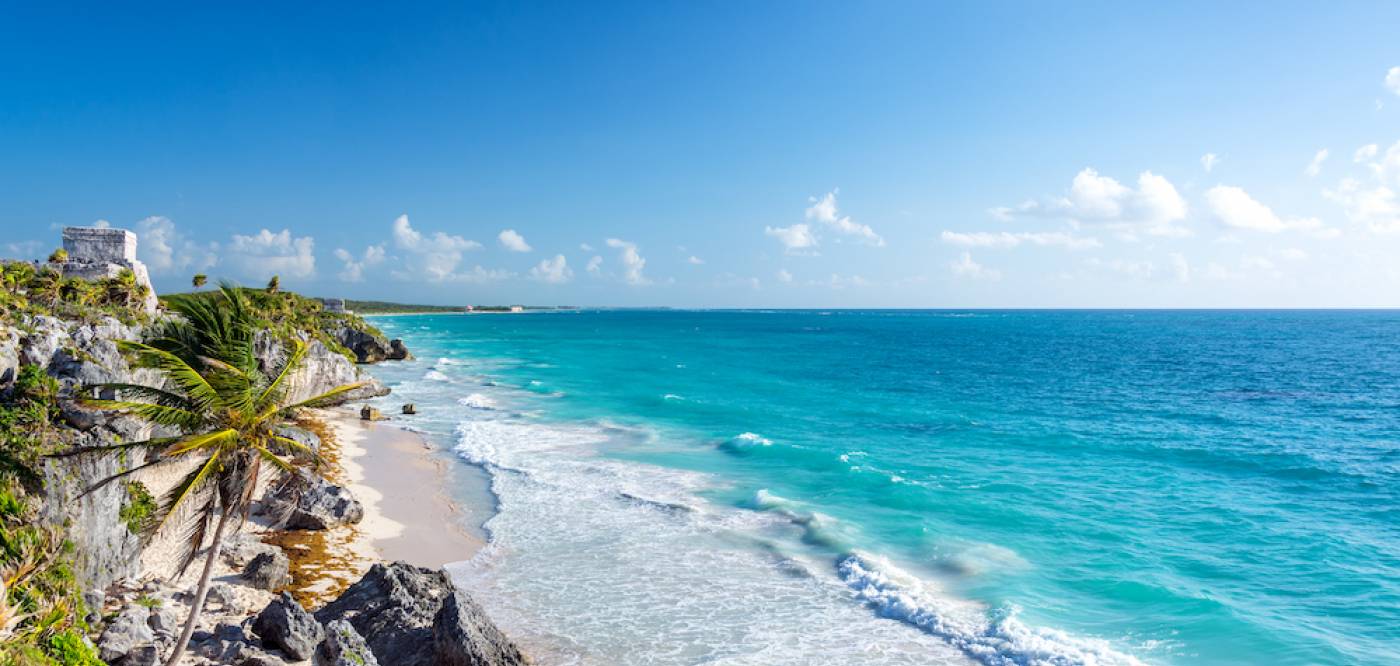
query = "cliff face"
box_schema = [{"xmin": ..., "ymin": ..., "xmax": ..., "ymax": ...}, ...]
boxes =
[{"xmin": 4, "ymin": 313, "xmax": 389, "ymax": 594}]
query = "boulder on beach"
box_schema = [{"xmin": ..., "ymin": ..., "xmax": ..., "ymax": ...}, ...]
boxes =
[
  {"xmin": 315, "ymin": 562, "xmax": 526, "ymax": 666},
  {"xmin": 402, "ymin": 403, "xmax": 416, "ymax": 415},
  {"xmin": 316, "ymin": 620, "xmax": 380, "ymax": 666},
  {"xmin": 262, "ymin": 470, "xmax": 365, "ymax": 530},
  {"xmin": 244, "ymin": 550, "xmax": 292, "ymax": 591},
  {"xmin": 360, "ymin": 405, "xmax": 382, "ymax": 421},
  {"xmin": 253, "ymin": 592, "xmax": 325, "ymax": 661}
]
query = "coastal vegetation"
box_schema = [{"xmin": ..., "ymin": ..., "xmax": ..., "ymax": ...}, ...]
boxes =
[
  {"xmin": 1, "ymin": 260, "xmax": 153, "ymax": 327},
  {"xmin": 61, "ymin": 285, "xmax": 366, "ymax": 665}
]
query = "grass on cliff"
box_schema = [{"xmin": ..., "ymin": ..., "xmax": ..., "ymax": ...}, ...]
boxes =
[
  {"xmin": 0, "ymin": 367, "xmax": 101, "ymax": 666},
  {"xmin": 1, "ymin": 261, "xmax": 154, "ymax": 328}
]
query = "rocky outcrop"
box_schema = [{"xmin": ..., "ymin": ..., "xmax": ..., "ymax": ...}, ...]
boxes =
[
  {"xmin": 331, "ymin": 326, "xmax": 389, "ymax": 364},
  {"xmin": 262, "ymin": 470, "xmax": 365, "ymax": 530},
  {"xmin": 97, "ymin": 605, "xmax": 155, "ymax": 663},
  {"xmin": 388, "ymin": 339, "xmax": 412, "ymax": 361},
  {"xmin": 244, "ymin": 550, "xmax": 292, "ymax": 591},
  {"xmin": 315, "ymin": 562, "xmax": 525, "ymax": 666},
  {"xmin": 317, "ymin": 620, "xmax": 380, "ymax": 666},
  {"xmin": 253, "ymin": 593, "xmax": 325, "ymax": 661},
  {"xmin": 253, "ymin": 331, "xmax": 388, "ymax": 405},
  {"xmin": 433, "ymin": 589, "xmax": 529, "ymax": 666}
]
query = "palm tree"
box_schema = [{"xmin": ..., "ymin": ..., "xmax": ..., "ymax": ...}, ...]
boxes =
[
  {"xmin": 266, "ymin": 275, "xmax": 280, "ymax": 294},
  {"xmin": 27, "ymin": 268, "xmax": 63, "ymax": 307},
  {"xmin": 53, "ymin": 285, "xmax": 365, "ymax": 665},
  {"xmin": 192, "ymin": 274, "xmax": 207, "ymax": 289},
  {"xmin": 46, "ymin": 248, "xmax": 67, "ymax": 264}
]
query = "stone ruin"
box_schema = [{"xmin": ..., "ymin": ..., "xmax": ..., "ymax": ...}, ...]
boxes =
[{"xmin": 56, "ymin": 226, "xmax": 159, "ymax": 313}]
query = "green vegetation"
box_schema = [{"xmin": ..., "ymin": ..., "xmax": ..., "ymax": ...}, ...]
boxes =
[
  {"xmin": 164, "ymin": 286, "xmax": 384, "ymax": 364},
  {"xmin": 131, "ymin": 595, "xmax": 160, "ymax": 610},
  {"xmin": 118, "ymin": 482, "xmax": 155, "ymax": 536},
  {"xmin": 341, "ymin": 299, "xmax": 466, "ymax": 314},
  {"xmin": 44, "ymin": 250, "xmax": 66, "ymax": 265},
  {"xmin": 1, "ymin": 261, "xmax": 152, "ymax": 327},
  {"xmin": 67, "ymin": 284, "xmax": 365, "ymax": 665},
  {"xmin": 0, "ymin": 370, "xmax": 92, "ymax": 665},
  {"xmin": 190, "ymin": 274, "xmax": 206, "ymax": 289}
]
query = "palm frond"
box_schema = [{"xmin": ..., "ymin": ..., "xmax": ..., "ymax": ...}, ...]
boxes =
[
  {"xmin": 163, "ymin": 429, "xmax": 238, "ymax": 457},
  {"xmin": 152, "ymin": 450, "xmax": 222, "ymax": 537},
  {"xmin": 256, "ymin": 339, "xmax": 307, "ymax": 412},
  {"xmin": 275, "ymin": 381, "xmax": 368, "ymax": 415},
  {"xmin": 78, "ymin": 400, "xmax": 204, "ymax": 430},
  {"xmin": 83, "ymin": 383, "xmax": 194, "ymax": 409},
  {"xmin": 47, "ymin": 436, "xmax": 183, "ymax": 459},
  {"xmin": 115, "ymin": 341, "xmax": 221, "ymax": 412}
]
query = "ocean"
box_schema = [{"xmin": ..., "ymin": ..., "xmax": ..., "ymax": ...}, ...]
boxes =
[{"xmin": 362, "ymin": 310, "xmax": 1400, "ymax": 665}]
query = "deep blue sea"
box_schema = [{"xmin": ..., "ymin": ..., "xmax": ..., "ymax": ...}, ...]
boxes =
[{"xmin": 365, "ymin": 310, "xmax": 1400, "ymax": 666}]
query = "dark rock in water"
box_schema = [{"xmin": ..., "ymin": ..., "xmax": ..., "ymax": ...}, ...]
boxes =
[
  {"xmin": 253, "ymin": 592, "xmax": 325, "ymax": 661},
  {"xmin": 360, "ymin": 405, "xmax": 382, "ymax": 421},
  {"xmin": 402, "ymin": 403, "xmax": 416, "ymax": 415},
  {"xmin": 262, "ymin": 470, "xmax": 364, "ymax": 530},
  {"xmin": 98, "ymin": 605, "xmax": 155, "ymax": 663},
  {"xmin": 315, "ymin": 562, "xmax": 526, "ymax": 666},
  {"xmin": 433, "ymin": 589, "xmax": 529, "ymax": 666},
  {"xmin": 334, "ymin": 326, "xmax": 390, "ymax": 363},
  {"xmin": 316, "ymin": 620, "xmax": 380, "ymax": 666},
  {"xmin": 244, "ymin": 550, "xmax": 292, "ymax": 591},
  {"xmin": 388, "ymin": 338, "xmax": 413, "ymax": 361}
]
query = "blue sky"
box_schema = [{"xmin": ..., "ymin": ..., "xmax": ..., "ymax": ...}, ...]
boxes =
[{"xmin": 3, "ymin": 2, "xmax": 1399, "ymax": 307}]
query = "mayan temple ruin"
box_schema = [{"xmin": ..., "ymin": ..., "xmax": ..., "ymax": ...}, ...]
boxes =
[{"xmin": 55, "ymin": 226, "xmax": 159, "ymax": 313}]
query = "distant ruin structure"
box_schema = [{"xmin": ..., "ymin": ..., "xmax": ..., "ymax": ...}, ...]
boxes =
[{"xmin": 57, "ymin": 226, "xmax": 159, "ymax": 313}]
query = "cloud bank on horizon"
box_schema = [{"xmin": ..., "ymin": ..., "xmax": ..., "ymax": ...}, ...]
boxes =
[{"xmin": 2, "ymin": 4, "xmax": 1398, "ymax": 307}]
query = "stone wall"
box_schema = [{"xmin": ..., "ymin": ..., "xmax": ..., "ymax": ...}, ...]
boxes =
[{"xmin": 56, "ymin": 226, "xmax": 159, "ymax": 313}]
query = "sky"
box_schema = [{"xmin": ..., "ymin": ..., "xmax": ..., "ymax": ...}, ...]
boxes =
[{"xmin": 2, "ymin": 2, "xmax": 1399, "ymax": 308}]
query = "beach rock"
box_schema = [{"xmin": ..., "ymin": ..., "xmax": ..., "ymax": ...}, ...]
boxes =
[
  {"xmin": 147, "ymin": 604, "xmax": 179, "ymax": 638},
  {"xmin": 121, "ymin": 643, "xmax": 161, "ymax": 666},
  {"xmin": 433, "ymin": 589, "xmax": 529, "ymax": 666},
  {"xmin": 360, "ymin": 405, "xmax": 382, "ymax": 421},
  {"xmin": 253, "ymin": 592, "xmax": 325, "ymax": 661},
  {"xmin": 244, "ymin": 550, "xmax": 292, "ymax": 591},
  {"xmin": 314, "ymin": 562, "xmax": 453, "ymax": 665},
  {"xmin": 315, "ymin": 562, "xmax": 525, "ymax": 666},
  {"xmin": 238, "ymin": 649, "xmax": 290, "ymax": 666},
  {"xmin": 98, "ymin": 605, "xmax": 155, "ymax": 663},
  {"xmin": 222, "ymin": 532, "xmax": 281, "ymax": 569},
  {"xmin": 388, "ymin": 339, "xmax": 413, "ymax": 361},
  {"xmin": 206, "ymin": 582, "xmax": 243, "ymax": 612},
  {"xmin": 316, "ymin": 620, "xmax": 380, "ymax": 666},
  {"xmin": 402, "ymin": 403, "xmax": 416, "ymax": 415},
  {"xmin": 263, "ymin": 470, "xmax": 364, "ymax": 530}
]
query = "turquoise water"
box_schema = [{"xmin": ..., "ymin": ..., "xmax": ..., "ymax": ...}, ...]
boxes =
[{"xmin": 366, "ymin": 310, "xmax": 1400, "ymax": 665}]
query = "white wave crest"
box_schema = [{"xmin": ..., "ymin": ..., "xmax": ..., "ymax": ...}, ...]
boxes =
[
  {"xmin": 458, "ymin": 393, "xmax": 498, "ymax": 410},
  {"xmin": 837, "ymin": 553, "xmax": 1145, "ymax": 666},
  {"xmin": 424, "ymin": 369, "xmax": 449, "ymax": 382}
]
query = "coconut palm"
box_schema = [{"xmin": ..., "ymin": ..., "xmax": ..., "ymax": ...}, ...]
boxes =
[
  {"xmin": 26, "ymin": 268, "xmax": 63, "ymax": 307},
  {"xmin": 191, "ymin": 274, "xmax": 207, "ymax": 289},
  {"xmin": 53, "ymin": 285, "xmax": 364, "ymax": 665},
  {"xmin": 265, "ymin": 275, "xmax": 280, "ymax": 294}
]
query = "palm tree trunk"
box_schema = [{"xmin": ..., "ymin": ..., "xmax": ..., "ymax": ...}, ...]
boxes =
[{"xmin": 164, "ymin": 510, "xmax": 232, "ymax": 666}]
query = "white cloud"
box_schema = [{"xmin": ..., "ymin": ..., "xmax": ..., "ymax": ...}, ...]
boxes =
[
  {"xmin": 605, "ymin": 238, "xmax": 648, "ymax": 285},
  {"xmin": 92, "ymin": 219, "xmax": 112, "ymax": 229},
  {"xmin": 136, "ymin": 216, "xmax": 218, "ymax": 275},
  {"xmin": 1325, "ymin": 178, "xmax": 1400, "ymax": 233},
  {"xmin": 939, "ymin": 230, "xmax": 1100, "ymax": 250},
  {"xmin": 1085, "ymin": 257, "xmax": 1155, "ymax": 280},
  {"xmin": 949, "ymin": 252, "xmax": 1000, "ymax": 280},
  {"xmin": 498, "ymin": 229, "xmax": 532, "ymax": 252},
  {"xmin": 334, "ymin": 244, "xmax": 385, "ymax": 282},
  {"xmin": 1386, "ymin": 66, "xmax": 1400, "ymax": 96},
  {"xmin": 1200, "ymin": 153, "xmax": 1219, "ymax": 173},
  {"xmin": 687, "ymin": 255, "xmax": 704, "ymax": 265},
  {"xmin": 1305, "ymin": 149, "xmax": 1329, "ymax": 177},
  {"xmin": 529, "ymin": 254, "xmax": 573, "ymax": 284},
  {"xmin": 1355, "ymin": 144, "xmax": 1379, "ymax": 163},
  {"xmin": 586, "ymin": 255, "xmax": 603, "ymax": 275},
  {"xmin": 1205, "ymin": 186, "xmax": 1325, "ymax": 233},
  {"xmin": 764, "ymin": 224, "xmax": 819, "ymax": 254},
  {"xmin": 1277, "ymin": 248, "xmax": 1307, "ymax": 261},
  {"xmin": 390, "ymin": 215, "xmax": 484, "ymax": 282},
  {"xmin": 805, "ymin": 190, "xmax": 884, "ymax": 246},
  {"xmin": 776, "ymin": 269, "xmax": 793, "ymax": 283},
  {"xmin": 579, "ymin": 243, "xmax": 594, "ymax": 252},
  {"xmin": 1240, "ymin": 255, "xmax": 1275, "ymax": 271},
  {"xmin": 3, "ymin": 240, "xmax": 42, "ymax": 258},
  {"xmin": 1169, "ymin": 253, "xmax": 1190, "ymax": 283},
  {"xmin": 823, "ymin": 273, "xmax": 871, "ymax": 288},
  {"xmin": 452, "ymin": 266, "xmax": 514, "ymax": 283},
  {"xmin": 228, "ymin": 228, "xmax": 316, "ymax": 279},
  {"xmin": 998, "ymin": 168, "xmax": 1189, "ymax": 236}
]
